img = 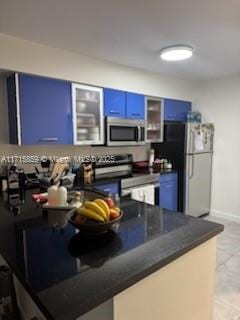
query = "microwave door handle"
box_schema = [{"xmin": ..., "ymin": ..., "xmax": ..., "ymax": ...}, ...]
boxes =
[
  {"xmin": 134, "ymin": 127, "xmax": 138, "ymax": 142},
  {"xmin": 137, "ymin": 126, "xmax": 141, "ymax": 141}
]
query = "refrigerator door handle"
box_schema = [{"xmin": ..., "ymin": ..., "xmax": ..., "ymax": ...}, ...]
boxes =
[
  {"xmin": 189, "ymin": 155, "xmax": 194, "ymax": 179},
  {"xmin": 190, "ymin": 129, "xmax": 195, "ymax": 153}
]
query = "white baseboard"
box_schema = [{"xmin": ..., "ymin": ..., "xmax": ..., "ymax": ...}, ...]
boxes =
[{"xmin": 210, "ymin": 209, "xmax": 240, "ymax": 223}]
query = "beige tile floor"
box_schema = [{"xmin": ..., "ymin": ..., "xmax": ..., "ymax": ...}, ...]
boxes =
[{"xmin": 204, "ymin": 215, "xmax": 240, "ymax": 320}]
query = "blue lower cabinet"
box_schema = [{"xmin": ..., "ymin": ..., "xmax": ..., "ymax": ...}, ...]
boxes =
[
  {"xmin": 164, "ymin": 98, "xmax": 191, "ymax": 122},
  {"xmin": 118, "ymin": 219, "xmax": 145, "ymax": 250},
  {"xmin": 159, "ymin": 173, "xmax": 178, "ymax": 211},
  {"xmin": 104, "ymin": 88, "xmax": 126, "ymax": 117},
  {"xmin": 126, "ymin": 92, "xmax": 145, "ymax": 119},
  {"xmin": 94, "ymin": 182, "xmax": 119, "ymax": 196},
  {"xmin": 23, "ymin": 224, "xmax": 77, "ymax": 291}
]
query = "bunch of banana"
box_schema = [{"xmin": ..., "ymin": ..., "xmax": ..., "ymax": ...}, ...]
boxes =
[{"xmin": 76, "ymin": 199, "xmax": 110, "ymax": 223}]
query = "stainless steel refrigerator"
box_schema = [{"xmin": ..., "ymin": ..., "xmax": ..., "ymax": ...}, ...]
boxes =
[{"xmin": 184, "ymin": 123, "xmax": 214, "ymax": 217}]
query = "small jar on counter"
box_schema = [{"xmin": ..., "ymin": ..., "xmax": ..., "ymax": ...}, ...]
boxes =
[{"xmin": 165, "ymin": 162, "xmax": 172, "ymax": 169}]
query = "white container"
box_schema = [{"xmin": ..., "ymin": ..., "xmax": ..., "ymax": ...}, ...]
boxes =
[
  {"xmin": 77, "ymin": 117, "xmax": 85, "ymax": 126},
  {"xmin": 149, "ymin": 149, "xmax": 155, "ymax": 168},
  {"xmin": 76, "ymin": 101, "xmax": 87, "ymax": 113},
  {"xmin": 89, "ymin": 126, "xmax": 99, "ymax": 133},
  {"xmin": 77, "ymin": 134, "xmax": 88, "ymax": 141},
  {"xmin": 88, "ymin": 132, "xmax": 99, "ymax": 141},
  {"xmin": 48, "ymin": 184, "xmax": 58, "ymax": 206},
  {"xmin": 56, "ymin": 181, "xmax": 67, "ymax": 206},
  {"xmin": 77, "ymin": 128, "xmax": 88, "ymax": 134}
]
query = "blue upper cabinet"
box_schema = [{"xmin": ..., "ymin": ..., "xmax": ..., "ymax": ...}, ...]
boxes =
[
  {"xmin": 7, "ymin": 73, "xmax": 73, "ymax": 145},
  {"xmin": 104, "ymin": 89, "xmax": 145, "ymax": 119},
  {"xmin": 126, "ymin": 92, "xmax": 145, "ymax": 119},
  {"xmin": 164, "ymin": 98, "xmax": 191, "ymax": 122},
  {"xmin": 19, "ymin": 74, "xmax": 73, "ymax": 145},
  {"xmin": 104, "ymin": 88, "xmax": 126, "ymax": 118}
]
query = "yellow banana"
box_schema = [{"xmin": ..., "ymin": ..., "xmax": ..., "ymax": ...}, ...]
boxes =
[
  {"xmin": 94, "ymin": 199, "xmax": 110, "ymax": 220},
  {"xmin": 84, "ymin": 201, "xmax": 107, "ymax": 221},
  {"xmin": 76, "ymin": 207, "xmax": 104, "ymax": 222}
]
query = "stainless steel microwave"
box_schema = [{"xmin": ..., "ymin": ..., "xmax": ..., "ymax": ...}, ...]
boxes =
[{"xmin": 106, "ymin": 117, "xmax": 146, "ymax": 146}]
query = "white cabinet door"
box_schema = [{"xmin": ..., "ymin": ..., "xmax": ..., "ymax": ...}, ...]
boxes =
[
  {"xmin": 145, "ymin": 97, "xmax": 164, "ymax": 142},
  {"xmin": 72, "ymin": 84, "xmax": 104, "ymax": 145}
]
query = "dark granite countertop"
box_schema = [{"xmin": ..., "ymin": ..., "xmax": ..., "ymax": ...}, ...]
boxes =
[{"xmin": 0, "ymin": 190, "xmax": 223, "ymax": 320}]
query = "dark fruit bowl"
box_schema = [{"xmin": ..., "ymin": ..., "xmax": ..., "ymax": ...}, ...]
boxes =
[{"xmin": 67, "ymin": 208, "xmax": 123, "ymax": 235}]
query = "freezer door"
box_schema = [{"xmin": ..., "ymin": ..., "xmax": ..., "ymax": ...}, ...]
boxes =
[
  {"xmin": 185, "ymin": 153, "xmax": 212, "ymax": 217},
  {"xmin": 185, "ymin": 123, "xmax": 214, "ymax": 154}
]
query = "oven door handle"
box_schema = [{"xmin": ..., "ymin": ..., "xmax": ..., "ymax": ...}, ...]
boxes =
[{"xmin": 121, "ymin": 183, "xmax": 160, "ymax": 196}]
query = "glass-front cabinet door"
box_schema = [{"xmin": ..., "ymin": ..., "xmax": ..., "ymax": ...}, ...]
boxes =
[
  {"xmin": 72, "ymin": 84, "xmax": 104, "ymax": 145},
  {"xmin": 145, "ymin": 97, "xmax": 164, "ymax": 142}
]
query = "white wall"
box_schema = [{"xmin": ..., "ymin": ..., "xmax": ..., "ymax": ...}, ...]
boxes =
[
  {"xmin": 0, "ymin": 34, "xmax": 196, "ymax": 99},
  {"xmin": 0, "ymin": 33, "xmax": 196, "ymax": 173},
  {"xmin": 194, "ymin": 75, "xmax": 240, "ymax": 219}
]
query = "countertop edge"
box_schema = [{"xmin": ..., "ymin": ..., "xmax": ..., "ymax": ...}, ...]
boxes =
[
  {"xmin": 1, "ymin": 222, "xmax": 222, "ymax": 320},
  {"xmin": 66, "ymin": 223, "xmax": 223, "ymax": 319}
]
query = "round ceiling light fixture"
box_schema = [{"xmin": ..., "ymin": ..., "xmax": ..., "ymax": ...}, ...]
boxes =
[{"xmin": 160, "ymin": 45, "xmax": 193, "ymax": 61}]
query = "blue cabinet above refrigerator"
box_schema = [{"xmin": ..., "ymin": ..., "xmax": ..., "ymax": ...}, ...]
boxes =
[{"xmin": 164, "ymin": 98, "xmax": 191, "ymax": 122}]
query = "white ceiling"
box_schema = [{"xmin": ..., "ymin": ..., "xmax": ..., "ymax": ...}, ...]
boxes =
[{"xmin": 1, "ymin": 0, "xmax": 240, "ymax": 80}]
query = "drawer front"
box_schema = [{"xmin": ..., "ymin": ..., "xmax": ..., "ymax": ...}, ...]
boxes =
[
  {"xmin": 95, "ymin": 182, "xmax": 119, "ymax": 196},
  {"xmin": 126, "ymin": 92, "xmax": 145, "ymax": 119},
  {"xmin": 104, "ymin": 88, "xmax": 126, "ymax": 117}
]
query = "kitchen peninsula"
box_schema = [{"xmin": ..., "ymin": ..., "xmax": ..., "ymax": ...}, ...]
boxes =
[{"xmin": 0, "ymin": 190, "xmax": 223, "ymax": 320}]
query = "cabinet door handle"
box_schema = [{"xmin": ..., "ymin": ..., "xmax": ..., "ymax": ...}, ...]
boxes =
[
  {"xmin": 109, "ymin": 110, "xmax": 120, "ymax": 115},
  {"xmin": 189, "ymin": 155, "xmax": 194, "ymax": 179},
  {"xmin": 39, "ymin": 137, "xmax": 59, "ymax": 142},
  {"xmin": 131, "ymin": 113, "xmax": 141, "ymax": 117}
]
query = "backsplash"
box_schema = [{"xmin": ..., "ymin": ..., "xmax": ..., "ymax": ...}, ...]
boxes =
[{"xmin": 0, "ymin": 143, "xmax": 150, "ymax": 173}]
